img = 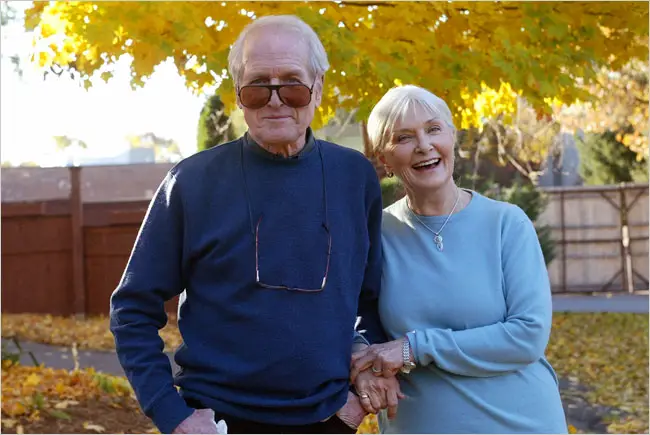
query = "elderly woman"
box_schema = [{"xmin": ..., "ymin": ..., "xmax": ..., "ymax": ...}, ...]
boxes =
[{"xmin": 350, "ymin": 85, "xmax": 567, "ymax": 434}]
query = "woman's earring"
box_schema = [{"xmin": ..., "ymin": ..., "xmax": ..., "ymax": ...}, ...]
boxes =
[{"xmin": 385, "ymin": 169, "xmax": 394, "ymax": 178}]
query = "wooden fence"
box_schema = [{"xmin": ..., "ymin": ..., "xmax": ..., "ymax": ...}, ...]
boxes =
[
  {"xmin": 1, "ymin": 167, "xmax": 648, "ymax": 316},
  {"xmin": 541, "ymin": 183, "xmax": 649, "ymax": 294}
]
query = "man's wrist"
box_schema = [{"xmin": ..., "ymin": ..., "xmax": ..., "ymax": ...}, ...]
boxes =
[{"xmin": 352, "ymin": 342, "xmax": 369, "ymax": 353}]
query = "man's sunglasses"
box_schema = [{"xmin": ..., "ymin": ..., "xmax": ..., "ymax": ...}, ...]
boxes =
[{"xmin": 238, "ymin": 82, "xmax": 315, "ymax": 110}]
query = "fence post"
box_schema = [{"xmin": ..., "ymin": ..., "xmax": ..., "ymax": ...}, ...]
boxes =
[
  {"xmin": 69, "ymin": 166, "xmax": 86, "ymax": 318},
  {"xmin": 619, "ymin": 185, "xmax": 634, "ymax": 294},
  {"xmin": 559, "ymin": 190, "xmax": 567, "ymax": 293}
]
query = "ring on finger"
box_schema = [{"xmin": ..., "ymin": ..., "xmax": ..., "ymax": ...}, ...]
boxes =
[
  {"xmin": 372, "ymin": 366, "xmax": 381, "ymax": 373},
  {"xmin": 359, "ymin": 392, "xmax": 370, "ymax": 399}
]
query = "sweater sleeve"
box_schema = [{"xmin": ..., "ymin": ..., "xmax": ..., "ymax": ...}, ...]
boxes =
[
  {"xmin": 407, "ymin": 207, "xmax": 552, "ymax": 377},
  {"xmin": 356, "ymin": 170, "xmax": 388, "ymax": 345},
  {"xmin": 109, "ymin": 171, "xmax": 194, "ymax": 433}
]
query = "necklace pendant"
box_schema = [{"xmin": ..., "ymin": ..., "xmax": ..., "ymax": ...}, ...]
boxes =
[{"xmin": 434, "ymin": 234, "xmax": 443, "ymax": 252}]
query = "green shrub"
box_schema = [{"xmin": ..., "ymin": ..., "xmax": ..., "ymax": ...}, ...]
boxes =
[
  {"xmin": 482, "ymin": 181, "xmax": 556, "ymax": 265},
  {"xmin": 380, "ymin": 177, "xmax": 404, "ymax": 207}
]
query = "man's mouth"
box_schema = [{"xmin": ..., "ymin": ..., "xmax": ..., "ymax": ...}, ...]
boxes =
[{"xmin": 412, "ymin": 158, "xmax": 441, "ymax": 170}]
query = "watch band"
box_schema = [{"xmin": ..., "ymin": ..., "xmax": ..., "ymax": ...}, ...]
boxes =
[{"xmin": 402, "ymin": 337, "xmax": 412, "ymax": 366}]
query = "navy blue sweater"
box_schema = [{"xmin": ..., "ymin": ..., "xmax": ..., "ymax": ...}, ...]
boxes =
[{"xmin": 109, "ymin": 132, "xmax": 386, "ymax": 433}]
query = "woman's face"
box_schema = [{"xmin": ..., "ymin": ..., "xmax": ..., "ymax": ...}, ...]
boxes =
[{"xmin": 380, "ymin": 104, "xmax": 456, "ymax": 194}]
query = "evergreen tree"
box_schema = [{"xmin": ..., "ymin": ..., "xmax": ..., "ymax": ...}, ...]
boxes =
[
  {"xmin": 197, "ymin": 94, "xmax": 234, "ymax": 152},
  {"xmin": 577, "ymin": 129, "xmax": 649, "ymax": 185}
]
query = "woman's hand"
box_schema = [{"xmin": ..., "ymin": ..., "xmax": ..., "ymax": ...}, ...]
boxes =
[
  {"xmin": 350, "ymin": 338, "xmax": 406, "ymax": 382},
  {"xmin": 353, "ymin": 369, "xmax": 405, "ymax": 419}
]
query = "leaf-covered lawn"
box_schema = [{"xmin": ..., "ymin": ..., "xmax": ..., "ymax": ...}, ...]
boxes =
[
  {"xmin": 0, "ymin": 361, "xmax": 157, "ymax": 434},
  {"xmin": 546, "ymin": 313, "xmax": 648, "ymax": 434},
  {"xmin": 1, "ymin": 314, "xmax": 182, "ymax": 352},
  {"xmin": 2, "ymin": 312, "xmax": 647, "ymax": 433}
]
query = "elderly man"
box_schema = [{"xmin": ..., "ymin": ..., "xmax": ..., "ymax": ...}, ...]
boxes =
[{"xmin": 110, "ymin": 14, "xmax": 400, "ymax": 434}]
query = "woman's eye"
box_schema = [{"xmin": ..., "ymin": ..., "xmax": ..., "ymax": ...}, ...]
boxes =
[
  {"xmin": 396, "ymin": 135, "xmax": 411, "ymax": 143},
  {"xmin": 427, "ymin": 126, "xmax": 441, "ymax": 133}
]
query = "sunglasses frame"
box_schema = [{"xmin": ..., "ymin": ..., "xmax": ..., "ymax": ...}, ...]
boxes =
[{"xmin": 237, "ymin": 80, "xmax": 316, "ymax": 109}]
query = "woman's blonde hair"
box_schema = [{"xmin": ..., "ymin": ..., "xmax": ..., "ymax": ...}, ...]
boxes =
[{"xmin": 367, "ymin": 85, "xmax": 456, "ymax": 153}]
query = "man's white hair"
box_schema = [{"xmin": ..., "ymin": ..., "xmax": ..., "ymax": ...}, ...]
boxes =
[
  {"xmin": 367, "ymin": 85, "xmax": 456, "ymax": 153},
  {"xmin": 228, "ymin": 15, "xmax": 330, "ymax": 88}
]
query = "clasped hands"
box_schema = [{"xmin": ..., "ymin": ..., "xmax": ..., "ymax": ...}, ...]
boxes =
[
  {"xmin": 173, "ymin": 339, "xmax": 409, "ymax": 433},
  {"xmin": 348, "ymin": 338, "xmax": 408, "ymax": 420}
]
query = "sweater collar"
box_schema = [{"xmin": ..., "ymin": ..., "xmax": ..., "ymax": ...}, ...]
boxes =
[{"xmin": 243, "ymin": 128, "xmax": 316, "ymax": 161}]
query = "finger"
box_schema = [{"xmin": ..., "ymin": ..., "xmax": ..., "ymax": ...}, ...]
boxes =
[
  {"xmin": 382, "ymin": 365, "xmax": 397, "ymax": 378},
  {"xmin": 358, "ymin": 392, "xmax": 377, "ymax": 414},
  {"xmin": 376, "ymin": 351, "xmax": 403, "ymax": 374},
  {"xmin": 393, "ymin": 380, "xmax": 407, "ymax": 400},
  {"xmin": 350, "ymin": 356, "xmax": 375, "ymax": 380},
  {"xmin": 368, "ymin": 391, "xmax": 383, "ymax": 413},
  {"xmin": 386, "ymin": 388, "xmax": 399, "ymax": 420},
  {"xmin": 351, "ymin": 349, "xmax": 369, "ymax": 363}
]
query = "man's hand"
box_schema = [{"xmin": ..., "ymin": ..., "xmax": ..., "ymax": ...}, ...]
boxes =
[
  {"xmin": 354, "ymin": 370, "xmax": 405, "ymax": 419},
  {"xmin": 172, "ymin": 408, "xmax": 227, "ymax": 434},
  {"xmin": 336, "ymin": 391, "xmax": 368, "ymax": 430}
]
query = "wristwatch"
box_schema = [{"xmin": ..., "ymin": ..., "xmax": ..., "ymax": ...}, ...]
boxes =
[{"xmin": 400, "ymin": 337, "xmax": 416, "ymax": 374}]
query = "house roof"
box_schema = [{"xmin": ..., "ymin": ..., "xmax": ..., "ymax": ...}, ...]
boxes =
[{"xmin": 1, "ymin": 163, "xmax": 174, "ymax": 203}]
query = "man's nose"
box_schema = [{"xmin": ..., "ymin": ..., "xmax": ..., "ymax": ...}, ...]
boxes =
[
  {"xmin": 267, "ymin": 77, "xmax": 283, "ymax": 107},
  {"xmin": 268, "ymin": 88, "xmax": 283, "ymax": 107}
]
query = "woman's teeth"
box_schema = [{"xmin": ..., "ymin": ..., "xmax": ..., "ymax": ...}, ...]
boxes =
[{"xmin": 412, "ymin": 158, "xmax": 441, "ymax": 169}]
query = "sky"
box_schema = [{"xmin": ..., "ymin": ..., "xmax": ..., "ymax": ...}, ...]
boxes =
[{"xmin": 1, "ymin": 2, "xmax": 207, "ymax": 167}]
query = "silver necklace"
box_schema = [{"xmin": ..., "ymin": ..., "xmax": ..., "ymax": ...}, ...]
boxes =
[{"xmin": 408, "ymin": 188, "xmax": 461, "ymax": 252}]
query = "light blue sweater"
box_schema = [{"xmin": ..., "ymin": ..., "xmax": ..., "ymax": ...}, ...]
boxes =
[{"xmin": 378, "ymin": 192, "xmax": 567, "ymax": 434}]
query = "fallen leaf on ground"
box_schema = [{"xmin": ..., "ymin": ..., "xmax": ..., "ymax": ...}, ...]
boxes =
[
  {"xmin": 2, "ymin": 419, "xmax": 17, "ymax": 429},
  {"xmin": 83, "ymin": 422, "xmax": 106, "ymax": 432}
]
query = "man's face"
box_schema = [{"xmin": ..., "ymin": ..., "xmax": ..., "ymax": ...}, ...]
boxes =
[{"xmin": 238, "ymin": 29, "xmax": 323, "ymax": 148}]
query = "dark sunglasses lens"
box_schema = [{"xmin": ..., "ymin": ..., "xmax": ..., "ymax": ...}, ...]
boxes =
[
  {"xmin": 279, "ymin": 85, "xmax": 311, "ymax": 108},
  {"xmin": 240, "ymin": 87, "xmax": 271, "ymax": 109}
]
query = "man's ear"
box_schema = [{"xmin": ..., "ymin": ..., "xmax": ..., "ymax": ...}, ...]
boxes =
[
  {"xmin": 236, "ymin": 88, "xmax": 243, "ymax": 110},
  {"xmin": 314, "ymin": 75, "xmax": 324, "ymax": 106}
]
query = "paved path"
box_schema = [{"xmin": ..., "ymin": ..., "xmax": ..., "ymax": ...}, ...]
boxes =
[
  {"xmin": 552, "ymin": 294, "xmax": 648, "ymax": 313},
  {"xmin": 1, "ymin": 339, "xmax": 177, "ymax": 376},
  {"xmin": 2, "ymin": 294, "xmax": 647, "ymax": 376}
]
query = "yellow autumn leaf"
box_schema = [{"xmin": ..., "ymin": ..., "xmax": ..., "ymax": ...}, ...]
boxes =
[{"xmin": 24, "ymin": 373, "xmax": 41, "ymax": 387}]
